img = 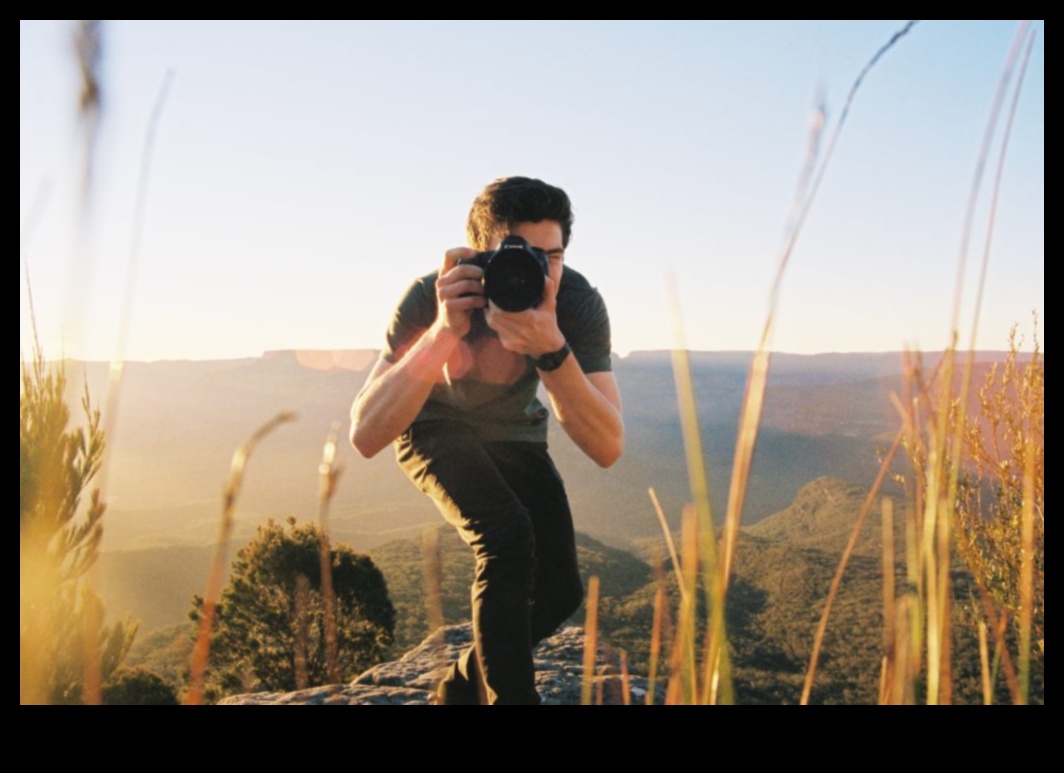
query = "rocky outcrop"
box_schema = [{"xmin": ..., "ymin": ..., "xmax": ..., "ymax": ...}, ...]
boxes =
[{"xmin": 221, "ymin": 624, "xmax": 656, "ymax": 705}]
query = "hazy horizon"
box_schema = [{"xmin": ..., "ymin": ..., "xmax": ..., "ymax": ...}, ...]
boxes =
[{"xmin": 20, "ymin": 345, "xmax": 1035, "ymax": 368}]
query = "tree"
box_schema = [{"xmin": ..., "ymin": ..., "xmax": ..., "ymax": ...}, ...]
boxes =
[
  {"xmin": 20, "ymin": 352, "xmax": 136, "ymax": 704},
  {"xmin": 192, "ymin": 518, "xmax": 396, "ymax": 696}
]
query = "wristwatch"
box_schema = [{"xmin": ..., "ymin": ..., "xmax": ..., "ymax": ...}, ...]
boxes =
[{"xmin": 532, "ymin": 341, "xmax": 571, "ymax": 372}]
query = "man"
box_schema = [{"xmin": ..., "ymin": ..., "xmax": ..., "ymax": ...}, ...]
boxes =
[{"xmin": 350, "ymin": 176, "xmax": 623, "ymax": 704}]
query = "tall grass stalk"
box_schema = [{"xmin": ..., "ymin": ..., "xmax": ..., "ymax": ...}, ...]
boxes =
[
  {"xmin": 581, "ymin": 576, "xmax": 601, "ymax": 706},
  {"xmin": 658, "ymin": 21, "xmax": 917, "ymax": 705},
  {"xmin": 648, "ymin": 487, "xmax": 685, "ymax": 603},
  {"xmin": 665, "ymin": 287, "xmax": 731, "ymax": 704},
  {"xmin": 71, "ymin": 18, "xmax": 106, "ymax": 707},
  {"xmin": 1018, "ymin": 439, "xmax": 1035, "ymax": 705},
  {"xmin": 420, "ymin": 524, "xmax": 446, "ymax": 687},
  {"xmin": 99, "ymin": 70, "xmax": 175, "ymax": 490},
  {"xmin": 316, "ymin": 424, "xmax": 343, "ymax": 684},
  {"xmin": 645, "ymin": 552, "xmax": 668, "ymax": 705},
  {"xmin": 185, "ymin": 411, "xmax": 295, "ymax": 705},
  {"xmin": 878, "ymin": 497, "xmax": 896, "ymax": 704},
  {"xmin": 978, "ymin": 622, "xmax": 992, "ymax": 706},
  {"xmin": 666, "ymin": 507, "xmax": 701, "ymax": 705},
  {"xmin": 421, "ymin": 526, "xmax": 445, "ymax": 645},
  {"xmin": 73, "ymin": 20, "xmax": 102, "ymax": 208}
]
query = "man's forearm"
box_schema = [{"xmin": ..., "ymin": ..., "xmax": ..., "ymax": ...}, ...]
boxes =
[
  {"xmin": 350, "ymin": 324, "xmax": 462, "ymax": 458},
  {"xmin": 539, "ymin": 358, "xmax": 624, "ymax": 468}
]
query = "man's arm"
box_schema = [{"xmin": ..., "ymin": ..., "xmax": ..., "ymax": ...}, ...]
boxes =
[
  {"xmin": 486, "ymin": 274, "xmax": 624, "ymax": 468},
  {"xmin": 349, "ymin": 249, "xmax": 484, "ymax": 458},
  {"xmin": 539, "ymin": 361, "xmax": 624, "ymax": 468}
]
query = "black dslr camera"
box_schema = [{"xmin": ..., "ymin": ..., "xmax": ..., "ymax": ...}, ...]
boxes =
[{"xmin": 458, "ymin": 235, "xmax": 550, "ymax": 312}]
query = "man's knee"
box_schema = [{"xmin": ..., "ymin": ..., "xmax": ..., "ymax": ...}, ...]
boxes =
[{"xmin": 469, "ymin": 506, "xmax": 536, "ymax": 585}]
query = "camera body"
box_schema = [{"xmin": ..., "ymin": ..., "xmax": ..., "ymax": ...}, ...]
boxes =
[{"xmin": 458, "ymin": 235, "xmax": 550, "ymax": 312}]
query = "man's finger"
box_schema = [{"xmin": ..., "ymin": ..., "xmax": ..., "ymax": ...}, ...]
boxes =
[
  {"xmin": 442, "ymin": 247, "xmax": 477, "ymax": 275},
  {"xmin": 448, "ymin": 294, "xmax": 487, "ymax": 312},
  {"xmin": 438, "ymin": 277, "xmax": 485, "ymax": 300},
  {"xmin": 540, "ymin": 275, "xmax": 559, "ymax": 313}
]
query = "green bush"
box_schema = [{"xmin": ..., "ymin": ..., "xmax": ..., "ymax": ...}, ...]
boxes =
[{"xmin": 192, "ymin": 518, "xmax": 395, "ymax": 696}]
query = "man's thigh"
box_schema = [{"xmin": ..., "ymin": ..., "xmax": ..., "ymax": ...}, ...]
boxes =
[
  {"xmin": 395, "ymin": 421, "xmax": 534, "ymax": 549},
  {"xmin": 395, "ymin": 422, "xmax": 576, "ymax": 565}
]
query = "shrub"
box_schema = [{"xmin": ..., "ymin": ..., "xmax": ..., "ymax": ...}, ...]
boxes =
[{"xmin": 191, "ymin": 518, "xmax": 395, "ymax": 696}]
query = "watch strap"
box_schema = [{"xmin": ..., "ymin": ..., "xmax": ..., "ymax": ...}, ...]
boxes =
[{"xmin": 532, "ymin": 341, "xmax": 571, "ymax": 372}]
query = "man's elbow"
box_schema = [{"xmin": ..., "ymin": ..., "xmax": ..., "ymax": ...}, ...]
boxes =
[
  {"xmin": 592, "ymin": 432, "xmax": 624, "ymax": 469},
  {"xmin": 349, "ymin": 412, "xmax": 385, "ymax": 460},
  {"xmin": 350, "ymin": 425, "xmax": 384, "ymax": 459}
]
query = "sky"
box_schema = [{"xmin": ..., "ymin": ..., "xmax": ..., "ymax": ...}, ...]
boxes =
[{"xmin": 20, "ymin": 20, "xmax": 1044, "ymax": 362}]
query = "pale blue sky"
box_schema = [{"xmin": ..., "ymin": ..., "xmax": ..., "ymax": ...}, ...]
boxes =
[{"xmin": 20, "ymin": 20, "xmax": 1044, "ymax": 362}]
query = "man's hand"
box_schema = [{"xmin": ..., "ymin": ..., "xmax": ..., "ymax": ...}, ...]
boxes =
[
  {"xmin": 485, "ymin": 265, "xmax": 565, "ymax": 357},
  {"xmin": 434, "ymin": 248, "xmax": 486, "ymax": 338}
]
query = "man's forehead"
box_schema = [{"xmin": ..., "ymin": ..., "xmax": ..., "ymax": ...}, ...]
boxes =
[{"xmin": 507, "ymin": 220, "xmax": 564, "ymax": 252}]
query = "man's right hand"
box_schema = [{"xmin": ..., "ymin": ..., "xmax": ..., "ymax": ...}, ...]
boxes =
[{"xmin": 434, "ymin": 248, "xmax": 486, "ymax": 338}]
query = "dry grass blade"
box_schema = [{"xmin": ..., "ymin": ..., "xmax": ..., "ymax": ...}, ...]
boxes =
[
  {"xmin": 665, "ymin": 287, "xmax": 732, "ymax": 703},
  {"xmin": 648, "ymin": 487, "xmax": 686, "ymax": 603},
  {"xmin": 99, "ymin": 71, "xmax": 176, "ymax": 490},
  {"xmin": 723, "ymin": 20, "xmax": 918, "ymax": 590},
  {"xmin": 966, "ymin": 29, "xmax": 1036, "ymax": 354},
  {"xmin": 185, "ymin": 411, "xmax": 296, "ymax": 705},
  {"xmin": 979, "ymin": 622, "xmax": 992, "ymax": 706},
  {"xmin": 801, "ymin": 428, "xmax": 904, "ymax": 705},
  {"xmin": 666, "ymin": 506, "xmax": 700, "ymax": 705},
  {"xmin": 888, "ymin": 596, "xmax": 916, "ymax": 705},
  {"xmin": 421, "ymin": 524, "xmax": 445, "ymax": 677},
  {"xmin": 879, "ymin": 498, "xmax": 896, "ymax": 704},
  {"xmin": 68, "ymin": 18, "xmax": 106, "ymax": 708},
  {"xmin": 645, "ymin": 552, "xmax": 666, "ymax": 706},
  {"xmin": 1018, "ymin": 437, "xmax": 1035, "ymax": 705},
  {"xmin": 959, "ymin": 539, "xmax": 1023, "ymax": 704},
  {"xmin": 317, "ymin": 423, "xmax": 343, "ymax": 684},
  {"xmin": 620, "ymin": 652, "xmax": 631, "ymax": 706},
  {"xmin": 949, "ymin": 21, "xmax": 1031, "ymax": 337},
  {"xmin": 72, "ymin": 20, "xmax": 102, "ymax": 205},
  {"xmin": 719, "ymin": 102, "xmax": 824, "ymax": 587},
  {"xmin": 581, "ymin": 576, "xmax": 601, "ymax": 706},
  {"xmin": 665, "ymin": 302, "xmax": 716, "ymax": 543}
]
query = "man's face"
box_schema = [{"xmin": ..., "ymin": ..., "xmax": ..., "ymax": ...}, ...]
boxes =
[{"xmin": 490, "ymin": 220, "xmax": 565, "ymax": 291}]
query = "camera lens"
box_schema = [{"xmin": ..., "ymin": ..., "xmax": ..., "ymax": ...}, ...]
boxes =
[{"xmin": 484, "ymin": 251, "xmax": 546, "ymax": 312}]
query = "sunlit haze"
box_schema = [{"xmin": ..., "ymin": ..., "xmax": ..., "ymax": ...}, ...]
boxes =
[{"xmin": 20, "ymin": 20, "xmax": 1044, "ymax": 362}]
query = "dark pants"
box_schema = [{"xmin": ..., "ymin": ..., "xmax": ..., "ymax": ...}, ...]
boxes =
[{"xmin": 396, "ymin": 420, "xmax": 584, "ymax": 705}]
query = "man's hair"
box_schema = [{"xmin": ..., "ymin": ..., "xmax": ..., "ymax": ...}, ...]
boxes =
[{"xmin": 466, "ymin": 177, "xmax": 574, "ymax": 251}]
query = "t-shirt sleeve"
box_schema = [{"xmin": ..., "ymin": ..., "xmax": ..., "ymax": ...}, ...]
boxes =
[
  {"xmin": 382, "ymin": 273, "xmax": 438, "ymax": 364},
  {"xmin": 565, "ymin": 289, "xmax": 613, "ymax": 374}
]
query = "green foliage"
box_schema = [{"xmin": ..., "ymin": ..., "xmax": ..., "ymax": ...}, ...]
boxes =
[
  {"xmin": 192, "ymin": 518, "xmax": 395, "ymax": 696},
  {"xmin": 20, "ymin": 352, "xmax": 136, "ymax": 704},
  {"xmin": 103, "ymin": 668, "xmax": 180, "ymax": 706}
]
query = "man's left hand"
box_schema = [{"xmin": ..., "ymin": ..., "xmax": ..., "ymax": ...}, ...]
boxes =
[{"xmin": 485, "ymin": 275, "xmax": 566, "ymax": 358}]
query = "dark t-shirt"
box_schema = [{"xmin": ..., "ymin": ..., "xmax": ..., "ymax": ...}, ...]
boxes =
[{"xmin": 382, "ymin": 266, "xmax": 612, "ymax": 442}]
